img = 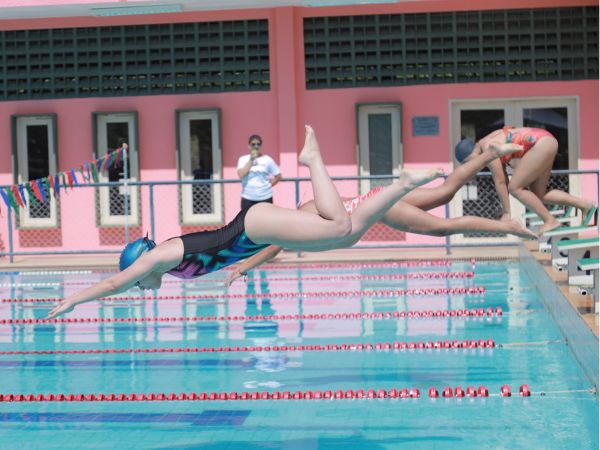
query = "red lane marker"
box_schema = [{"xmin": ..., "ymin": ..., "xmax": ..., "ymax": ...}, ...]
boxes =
[
  {"xmin": 35, "ymin": 271, "xmax": 475, "ymax": 287},
  {"xmin": 0, "ymin": 338, "xmax": 497, "ymax": 356},
  {"xmin": 0, "ymin": 384, "xmax": 539, "ymax": 403},
  {"xmin": 2, "ymin": 286, "xmax": 486, "ymax": 304},
  {"xmin": 0, "ymin": 306, "xmax": 503, "ymax": 325}
]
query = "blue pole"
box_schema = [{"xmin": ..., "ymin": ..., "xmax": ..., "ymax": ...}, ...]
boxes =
[
  {"xmin": 123, "ymin": 145, "xmax": 129, "ymax": 244},
  {"xmin": 7, "ymin": 205, "xmax": 14, "ymax": 264},
  {"xmin": 149, "ymin": 184, "xmax": 155, "ymax": 241}
]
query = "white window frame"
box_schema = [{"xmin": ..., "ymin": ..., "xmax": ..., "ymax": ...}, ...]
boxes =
[
  {"xmin": 449, "ymin": 96, "xmax": 579, "ymax": 244},
  {"xmin": 95, "ymin": 112, "xmax": 140, "ymax": 227},
  {"xmin": 356, "ymin": 103, "xmax": 403, "ymax": 195},
  {"xmin": 14, "ymin": 115, "xmax": 58, "ymax": 229},
  {"xmin": 176, "ymin": 109, "xmax": 223, "ymax": 225}
]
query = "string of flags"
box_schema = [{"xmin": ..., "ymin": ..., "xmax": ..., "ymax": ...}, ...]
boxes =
[{"xmin": 0, "ymin": 144, "xmax": 128, "ymax": 215}]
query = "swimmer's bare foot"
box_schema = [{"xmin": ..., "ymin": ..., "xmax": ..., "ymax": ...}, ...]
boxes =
[
  {"xmin": 298, "ymin": 125, "xmax": 320, "ymax": 167},
  {"xmin": 487, "ymin": 142, "xmax": 524, "ymax": 160},
  {"xmin": 507, "ymin": 219, "xmax": 537, "ymax": 239},
  {"xmin": 398, "ymin": 168, "xmax": 444, "ymax": 190},
  {"xmin": 536, "ymin": 220, "xmax": 561, "ymax": 236}
]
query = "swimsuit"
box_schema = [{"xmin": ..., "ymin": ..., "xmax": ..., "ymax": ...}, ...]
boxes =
[
  {"xmin": 500, "ymin": 127, "xmax": 554, "ymax": 165},
  {"xmin": 167, "ymin": 206, "xmax": 269, "ymax": 279},
  {"xmin": 343, "ymin": 186, "xmax": 385, "ymax": 214}
]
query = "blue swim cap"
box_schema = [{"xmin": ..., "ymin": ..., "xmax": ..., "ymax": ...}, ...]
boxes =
[
  {"xmin": 119, "ymin": 237, "xmax": 156, "ymax": 271},
  {"xmin": 455, "ymin": 138, "xmax": 476, "ymax": 163}
]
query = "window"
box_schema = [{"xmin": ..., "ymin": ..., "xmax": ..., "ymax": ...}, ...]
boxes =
[
  {"xmin": 94, "ymin": 112, "xmax": 139, "ymax": 227},
  {"xmin": 1, "ymin": 20, "xmax": 270, "ymax": 100},
  {"xmin": 176, "ymin": 110, "xmax": 223, "ymax": 224},
  {"xmin": 450, "ymin": 97, "xmax": 578, "ymax": 242},
  {"xmin": 12, "ymin": 115, "xmax": 58, "ymax": 228},
  {"xmin": 356, "ymin": 103, "xmax": 403, "ymax": 194},
  {"xmin": 304, "ymin": 6, "xmax": 598, "ymax": 89}
]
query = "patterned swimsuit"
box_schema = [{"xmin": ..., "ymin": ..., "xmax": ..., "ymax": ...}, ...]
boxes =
[
  {"xmin": 167, "ymin": 207, "xmax": 269, "ymax": 279},
  {"xmin": 499, "ymin": 127, "xmax": 554, "ymax": 165}
]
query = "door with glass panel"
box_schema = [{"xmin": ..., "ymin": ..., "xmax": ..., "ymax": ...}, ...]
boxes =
[
  {"xmin": 14, "ymin": 115, "xmax": 58, "ymax": 228},
  {"xmin": 177, "ymin": 110, "xmax": 222, "ymax": 224},
  {"xmin": 450, "ymin": 98, "xmax": 578, "ymax": 243},
  {"xmin": 95, "ymin": 112, "xmax": 139, "ymax": 226},
  {"xmin": 356, "ymin": 104, "xmax": 403, "ymax": 195}
]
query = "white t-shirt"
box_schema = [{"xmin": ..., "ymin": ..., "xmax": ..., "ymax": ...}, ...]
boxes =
[{"xmin": 237, "ymin": 154, "xmax": 281, "ymax": 201}]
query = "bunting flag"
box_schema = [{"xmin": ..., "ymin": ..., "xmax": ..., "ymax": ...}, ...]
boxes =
[
  {"xmin": 5, "ymin": 188, "xmax": 18, "ymax": 212},
  {"xmin": 99, "ymin": 155, "xmax": 109, "ymax": 172},
  {"xmin": 60, "ymin": 172, "xmax": 68, "ymax": 190},
  {"xmin": 54, "ymin": 175, "xmax": 61, "ymax": 198},
  {"xmin": 36, "ymin": 179, "xmax": 48, "ymax": 203},
  {"xmin": 70, "ymin": 169, "xmax": 79, "ymax": 186},
  {"xmin": 10, "ymin": 185, "xmax": 24, "ymax": 207},
  {"xmin": 0, "ymin": 144, "xmax": 126, "ymax": 215},
  {"xmin": 0, "ymin": 189, "xmax": 10, "ymax": 212},
  {"xmin": 30, "ymin": 180, "xmax": 44, "ymax": 203},
  {"xmin": 48, "ymin": 176, "xmax": 56, "ymax": 199},
  {"xmin": 113, "ymin": 148, "xmax": 122, "ymax": 167},
  {"xmin": 77, "ymin": 165, "xmax": 87, "ymax": 183},
  {"xmin": 42, "ymin": 178, "xmax": 52, "ymax": 201},
  {"xmin": 90, "ymin": 162, "xmax": 99, "ymax": 183},
  {"xmin": 25, "ymin": 183, "xmax": 37, "ymax": 205},
  {"xmin": 18, "ymin": 184, "xmax": 27, "ymax": 207}
]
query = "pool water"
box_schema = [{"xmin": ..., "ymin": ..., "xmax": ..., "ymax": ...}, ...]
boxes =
[{"xmin": 0, "ymin": 259, "xmax": 597, "ymax": 449}]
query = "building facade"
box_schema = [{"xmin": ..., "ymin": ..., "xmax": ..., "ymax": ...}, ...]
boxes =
[{"xmin": 0, "ymin": 0, "xmax": 598, "ymax": 254}]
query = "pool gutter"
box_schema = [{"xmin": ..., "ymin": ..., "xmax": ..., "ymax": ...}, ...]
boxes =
[{"xmin": 519, "ymin": 245, "xmax": 599, "ymax": 390}]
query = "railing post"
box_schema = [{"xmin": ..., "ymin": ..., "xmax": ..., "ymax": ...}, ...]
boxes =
[
  {"xmin": 444, "ymin": 202, "xmax": 451, "ymax": 256},
  {"xmin": 7, "ymin": 205, "xmax": 14, "ymax": 263},
  {"xmin": 295, "ymin": 178, "xmax": 302, "ymax": 258},
  {"xmin": 123, "ymin": 146, "xmax": 129, "ymax": 244},
  {"xmin": 149, "ymin": 184, "xmax": 156, "ymax": 241}
]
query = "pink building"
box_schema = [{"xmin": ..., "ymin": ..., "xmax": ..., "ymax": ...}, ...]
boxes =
[{"xmin": 0, "ymin": 0, "xmax": 597, "ymax": 255}]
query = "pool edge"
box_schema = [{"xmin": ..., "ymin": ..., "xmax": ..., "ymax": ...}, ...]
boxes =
[{"xmin": 519, "ymin": 245, "xmax": 599, "ymax": 390}]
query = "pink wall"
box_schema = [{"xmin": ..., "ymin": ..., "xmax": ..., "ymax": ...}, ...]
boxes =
[{"xmin": 0, "ymin": 0, "xmax": 597, "ymax": 253}]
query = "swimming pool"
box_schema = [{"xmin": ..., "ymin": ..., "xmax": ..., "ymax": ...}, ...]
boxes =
[{"xmin": 0, "ymin": 258, "xmax": 597, "ymax": 449}]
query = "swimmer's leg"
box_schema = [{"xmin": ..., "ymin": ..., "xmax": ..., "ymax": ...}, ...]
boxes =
[
  {"xmin": 508, "ymin": 137, "xmax": 561, "ymax": 234},
  {"xmin": 402, "ymin": 142, "xmax": 522, "ymax": 211},
  {"xmin": 298, "ymin": 125, "xmax": 349, "ymax": 224},
  {"xmin": 342, "ymin": 169, "xmax": 444, "ymax": 245},
  {"xmin": 380, "ymin": 201, "xmax": 537, "ymax": 239},
  {"xmin": 244, "ymin": 126, "xmax": 351, "ymax": 249}
]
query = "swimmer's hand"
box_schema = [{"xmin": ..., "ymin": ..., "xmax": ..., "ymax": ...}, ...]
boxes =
[
  {"xmin": 225, "ymin": 267, "xmax": 247, "ymax": 287},
  {"xmin": 500, "ymin": 213, "xmax": 511, "ymax": 222},
  {"xmin": 46, "ymin": 300, "xmax": 75, "ymax": 319}
]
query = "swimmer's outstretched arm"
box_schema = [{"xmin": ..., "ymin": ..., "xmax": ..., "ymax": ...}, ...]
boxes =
[
  {"xmin": 46, "ymin": 245, "xmax": 178, "ymax": 319},
  {"xmin": 226, "ymin": 245, "xmax": 283, "ymax": 286}
]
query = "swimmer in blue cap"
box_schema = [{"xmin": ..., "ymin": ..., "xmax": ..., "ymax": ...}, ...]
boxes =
[
  {"xmin": 47, "ymin": 126, "xmax": 443, "ymax": 319},
  {"xmin": 454, "ymin": 127, "xmax": 596, "ymax": 235}
]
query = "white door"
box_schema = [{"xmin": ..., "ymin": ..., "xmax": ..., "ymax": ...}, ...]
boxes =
[
  {"xmin": 96, "ymin": 113, "xmax": 139, "ymax": 226},
  {"xmin": 357, "ymin": 104, "xmax": 403, "ymax": 195},
  {"xmin": 177, "ymin": 110, "xmax": 223, "ymax": 224},
  {"xmin": 16, "ymin": 115, "xmax": 58, "ymax": 228}
]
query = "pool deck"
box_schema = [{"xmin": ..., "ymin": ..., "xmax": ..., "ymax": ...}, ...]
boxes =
[{"xmin": 1, "ymin": 242, "xmax": 597, "ymax": 337}]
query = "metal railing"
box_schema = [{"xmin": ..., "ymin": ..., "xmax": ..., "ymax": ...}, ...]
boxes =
[{"xmin": 0, "ymin": 169, "xmax": 598, "ymax": 262}]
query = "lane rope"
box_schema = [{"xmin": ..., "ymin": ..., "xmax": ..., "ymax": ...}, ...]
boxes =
[
  {"xmin": 0, "ymin": 286, "xmax": 486, "ymax": 304},
  {"xmin": 1, "ymin": 385, "xmax": 594, "ymax": 403},
  {"xmin": 0, "ymin": 338, "xmax": 498, "ymax": 356},
  {"xmin": 0, "ymin": 271, "xmax": 476, "ymax": 289},
  {"xmin": 0, "ymin": 306, "xmax": 503, "ymax": 326}
]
